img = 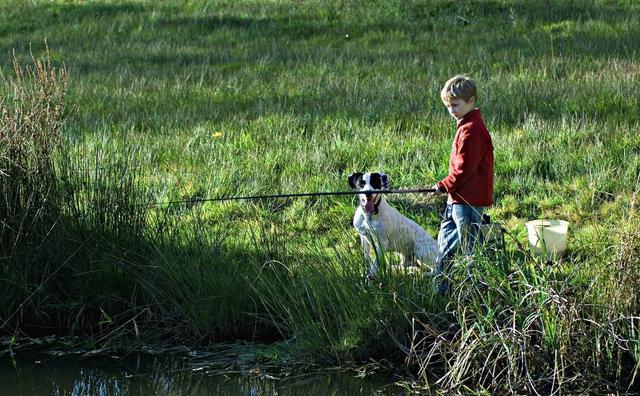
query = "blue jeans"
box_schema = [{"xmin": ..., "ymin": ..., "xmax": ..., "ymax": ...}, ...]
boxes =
[{"xmin": 435, "ymin": 203, "xmax": 484, "ymax": 294}]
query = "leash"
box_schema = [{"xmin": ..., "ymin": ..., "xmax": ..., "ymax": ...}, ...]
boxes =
[{"xmin": 138, "ymin": 188, "xmax": 437, "ymax": 207}]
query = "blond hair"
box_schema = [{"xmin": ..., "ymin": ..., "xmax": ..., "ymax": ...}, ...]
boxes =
[{"xmin": 441, "ymin": 75, "xmax": 477, "ymax": 103}]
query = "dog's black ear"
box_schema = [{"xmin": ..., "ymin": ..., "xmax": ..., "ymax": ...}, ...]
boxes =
[
  {"xmin": 381, "ymin": 173, "xmax": 389, "ymax": 190},
  {"xmin": 348, "ymin": 172, "xmax": 364, "ymax": 189}
]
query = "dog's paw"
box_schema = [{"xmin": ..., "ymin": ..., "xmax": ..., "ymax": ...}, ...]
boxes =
[{"xmin": 366, "ymin": 274, "xmax": 384, "ymax": 289}]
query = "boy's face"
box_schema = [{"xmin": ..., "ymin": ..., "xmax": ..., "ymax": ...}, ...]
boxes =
[{"xmin": 442, "ymin": 97, "xmax": 476, "ymax": 120}]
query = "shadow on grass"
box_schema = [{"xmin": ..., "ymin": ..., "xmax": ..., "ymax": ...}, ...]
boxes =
[{"xmin": 1, "ymin": 217, "xmax": 281, "ymax": 343}]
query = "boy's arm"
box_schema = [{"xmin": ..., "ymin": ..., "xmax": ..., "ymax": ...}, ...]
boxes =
[{"xmin": 437, "ymin": 127, "xmax": 485, "ymax": 193}]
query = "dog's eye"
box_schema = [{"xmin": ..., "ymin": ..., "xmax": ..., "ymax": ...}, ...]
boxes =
[{"xmin": 369, "ymin": 174, "xmax": 381, "ymax": 189}]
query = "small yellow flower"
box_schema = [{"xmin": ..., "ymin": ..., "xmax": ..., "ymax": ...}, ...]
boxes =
[{"xmin": 212, "ymin": 131, "xmax": 223, "ymax": 138}]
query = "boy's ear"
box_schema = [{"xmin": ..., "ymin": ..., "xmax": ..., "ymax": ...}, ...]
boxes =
[
  {"xmin": 348, "ymin": 172, "xmax": 363, "ymax": 189},
  {"xmin": 468, "ymin": 96, "xmax": 477, "ymax": 106}
]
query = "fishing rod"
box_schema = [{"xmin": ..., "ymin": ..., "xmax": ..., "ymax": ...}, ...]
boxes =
[{"xmin": 138, "ymin": 188, "xmax": 437, "ymax": 207}]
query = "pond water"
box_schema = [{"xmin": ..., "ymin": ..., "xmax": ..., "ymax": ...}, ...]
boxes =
[{"xmin": 1, "ymin": 352, "xmax": 407, "ymax": 395}]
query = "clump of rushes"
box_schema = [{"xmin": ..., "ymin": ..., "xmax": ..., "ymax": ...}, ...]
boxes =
[
  {"xmin": 386, "ymin": 205, "xmax": 640, "ymax": 394},
  {"xmin": 404, "ymin": 252, "xmax": 579, "ymax": 393},
  {"xmin": 0, "ymin": 46, "xmax": 67, "ymax": 330},
  {"xmin": 0, "ymin": 45, "xmax": 66, "ymax": 247}
]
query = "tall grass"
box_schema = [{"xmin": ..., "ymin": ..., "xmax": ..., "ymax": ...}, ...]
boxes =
[
  {"xmin": 1, "ymin": 0, "xmax": 640, "ymax": 393},
  {"xmin": 0, "ymin": 48, "xmax": 67, "ymax": 331},
  {"xmin": 0, "ymin": 47, "xmax": 65, "ymax": 250}
]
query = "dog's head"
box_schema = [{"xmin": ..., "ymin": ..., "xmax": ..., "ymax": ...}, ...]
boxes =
[{"xmin": 348, "ymin": 172, "xmax": 389, "ymax": 214}]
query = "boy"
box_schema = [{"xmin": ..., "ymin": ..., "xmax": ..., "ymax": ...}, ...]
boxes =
[{"xmin": 431, "ymin": 75, "xmax": 494, "ymax": 294}]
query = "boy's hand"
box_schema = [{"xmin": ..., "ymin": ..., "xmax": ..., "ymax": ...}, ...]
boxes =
[{"xmin": 432, "ymin": 183, "xmax": 444, "ymax": 195}]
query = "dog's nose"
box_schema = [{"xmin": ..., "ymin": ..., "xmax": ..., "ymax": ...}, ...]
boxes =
[{"xmin": 364, "ymin": 192, "xmax": 373, "ymax": 198}]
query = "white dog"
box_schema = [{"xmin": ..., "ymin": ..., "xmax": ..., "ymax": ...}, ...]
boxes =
[{"xmin": 348, "ymin": 172, "xmax": 438, "ymax": 276}]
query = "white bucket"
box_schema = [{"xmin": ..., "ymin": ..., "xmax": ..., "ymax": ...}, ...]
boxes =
[{"xmin": 525, "ymin": 219, "xmax": 569, "ymax": 260}]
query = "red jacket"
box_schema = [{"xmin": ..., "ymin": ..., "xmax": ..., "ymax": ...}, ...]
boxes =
[{"xmin": 437, "ymin": 109, "xmax": 494, "ymax": 207}]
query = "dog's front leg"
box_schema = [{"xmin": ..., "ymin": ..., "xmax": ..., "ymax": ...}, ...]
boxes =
[{"xmin": 360, "ymin": 235, "xmax": 378, "ymax": 276}]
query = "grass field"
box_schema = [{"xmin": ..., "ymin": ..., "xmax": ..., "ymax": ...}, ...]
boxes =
[{"xmin": 1, "ymin": 0, "xmax": 640, "ymax": 393}]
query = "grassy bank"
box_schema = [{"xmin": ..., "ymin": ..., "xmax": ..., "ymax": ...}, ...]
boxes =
[{"xmin": 1, "ymin": 0, "xmax": 640, "ymax": 393}]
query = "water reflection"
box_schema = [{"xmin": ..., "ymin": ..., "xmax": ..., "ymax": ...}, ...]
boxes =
[{"xmin": 1, "ymin": 353, "xmax": 401, "ymax": 395}]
